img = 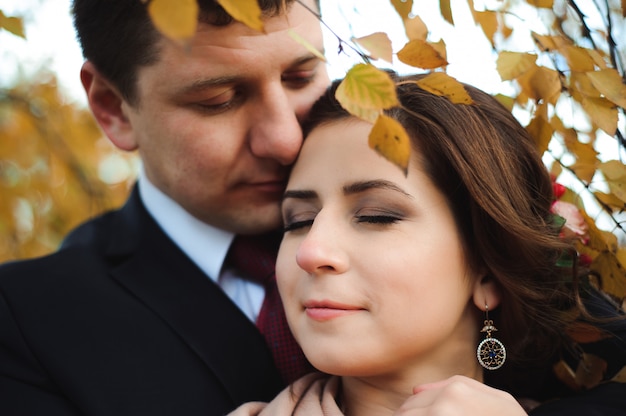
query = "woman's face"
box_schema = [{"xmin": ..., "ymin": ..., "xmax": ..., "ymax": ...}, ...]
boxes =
[{"xmin": 277, "ymin": 118, "xmax": 485, "ymax": 380}]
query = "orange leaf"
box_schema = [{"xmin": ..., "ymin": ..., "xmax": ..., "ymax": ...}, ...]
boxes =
[
  {"xmin": 0, "ymin": 10, "xmax": 25, "ymax": 39},
  {"xmin": 566, "ymin": 322, "xmax": 612, "ymax": 343},
  {"xmin": 216, "ymin": 0, "xmax": 264, "ymax": 32},
  {"xmin": 474, "ymin": 10, "xmax": 498, "ymax": 47},
  {"xmin": 353, "ymin": 32, "xmax": 393, "ymax": 63},
  {"xmin": 335, "ymin": 64, "xmax": 399, "ymax": 123},
  {"xmin": 527, "ymin": 0, "xmax": 554, "ymax": 7},
  {"xmin": 440, "ymin": 0, "xmax": 454, "ymax": 25},
  {"xmin": 587, "ymin": 69, "xmax": 626, "ymax": 108},
  {"xmin": 397, "ymin": 39, "xmax": 448, "ymax": 69},
  {"xmin": 390, "ymin": 0, "xmax": 414, "ymax": 20},
  {"xmin": 148, "ymin": 0, "xmax": 198, "ymax": 43},
  {"xmin": 414, "ymin": 72, "xmax": 473, "ymax": 105},
  {"xmin": 403, "ymin": 16, "xmax": 428, "ymax": 41},
  {"xmin": 496, "ymin": 51, "xmax": 537, "ymax": 81},
  {"xmin": 368, "ymin": 114, "xmax": 411, "ymax": 175}
]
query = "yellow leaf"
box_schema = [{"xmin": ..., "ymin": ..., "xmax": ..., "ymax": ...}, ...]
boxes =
[
  {"xmin": 335, "ymin": 64, "xmax": 399, "ymax": 123},
  {"xmin": 397, "ymin": 39, "xmax": 448, "ymax": 69},
  {"xmin": 216, "ymin": 0, "xmax": 264, "ymax": 32},
  {"xmin": 440, "ymin": 0, "xmax": 454, "ymax": 25},
  {"xmin": 494, "ymin": 94, "xmax": 515, "ymax": 111},
  {"xmin": 591, "ymin": 251, "xmax": 626, "ymax": 300},
  {"xmin": 474, "ymin": 10, "xmax": 498, "ymax": 47},
  {"xmin": 517, "ymin": 66, "xmax": 561, "ymax": 104},
  {"xmin": 403, "ymin": 15, "xmax": 428, "ymax": 41},
  {"xmin": 587, "ymin": 69, "xmax": 626, "ymax": 108},
  {"xmin": 527, "ymin": 0, "xmax": 554, "ymax": 7},
  {"xmin": 0, "ymin": 11, "xmax": 25, "ymax": 39},
  {"xmin": 414, "ymin": 72, "xmax": 473, "ymax": 105},
  {"xmin": 570, "ymin": 72, "xmax": 601, "ymax": 98},
  {"xmin": 148, "ymin": 0, "xmax": 198, "ymax": 42},
  {"xmin": 390, "ymin": 0, "xmax": 414, "ymax": 20},
  {"xmin": 526, "ymin": 103, "xmax": 553, "ymax": 155},
  {"xmin": 565, "ymin": 137, "xmax": 598, "ymax": 184},
  {"xmin": 580, "ymin": 96, "xmax": 618, "ymax": 136},
  {"xmin": 368, "ymin": 114, "xmax": 411, "ymax": 175},
  {"xmin": 532, "ymin": 32, "xmax": 557, "ymax": 51},
  {"xmin": 288, "ymin": 30, "xmax": 326, "ymax": 62},
  {"xmin": 562, "ymin": 46, "xmax": 596, "ymax": 72},
  {"xmin": 594, "ymin": 191, "xmax": 626, "ymax": 211},
  {"xmin": 353, "ymin": 32, "xmax": 393, "ymax": 63},
  {"xmin": 496, "ymin": 51, "xmax": 537, "ymax": 81},
  {"xmin": 600, "ymin": 160, "xmax": 626, "ymax": 204},
  {"xmin": 612, "ymin": 366, "xmax": 626, "ymax": 383}
]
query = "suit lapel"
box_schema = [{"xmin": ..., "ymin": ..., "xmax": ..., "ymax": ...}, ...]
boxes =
[{"xmin": 107, "ymin": 189, "xmax": 284, "ymax": 403}]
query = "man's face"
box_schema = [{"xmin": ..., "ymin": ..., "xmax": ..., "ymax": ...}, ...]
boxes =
[{"xmin": 122, "ymin": 0, "xmax": 328, "ymax": 234}]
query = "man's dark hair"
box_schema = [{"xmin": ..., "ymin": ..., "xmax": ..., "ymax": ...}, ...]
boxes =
[{"xmin": 72, "ymin": 0, "xmax": 315, "ymax": 104}]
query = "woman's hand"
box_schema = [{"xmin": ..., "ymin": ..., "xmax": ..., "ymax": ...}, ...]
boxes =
[{"xmin": 394, "ymin": 375, "xmax": 527, "ymax": 416}]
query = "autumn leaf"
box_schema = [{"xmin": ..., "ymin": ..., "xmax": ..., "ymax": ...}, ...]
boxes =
[
  {"xmin": 390, "ymin": 0, "xmax": 414, "ymax": 20},
  {"xmin": 570, "ymin": 72, "xmax": 602, "ymax": 98},
  {"xmin": 368, "ymin": 114, "xmax": 411, "ymax": 175},
  {"xmin": 414, "ymin": 72, "xmax": 473, "ymax": 105},
  {"xmin": 496, "ymin": 51, "xmax": 537, "ymax": 81},
  {"xmin": 591, "ymin": 251, "xmax": 626, "ymax": 300},
  {"xmin": 288, "ymin": 30, "xmax": 326, "ymax": 61},
  {"xmin": 594, "ymin": 191, "xmax": 626, "ymax": 211},
  {"xmin": 575, "ymin": 354, "xmax": 607, "ymax": 389},
  {"xmin": 516, "ymin": 65, "xmax": 561, "ymax": 104},
  {"xmin": 0, "ymin": 10, "xmax": 25, "ymax": 39},
  {"xmin": 397, "ymin": 39, "xmax": 448, "ymax": 69},
  {"xmin": 526, "ymin": 103, "xmax": 554, "ymax": 155},
  {"xmin": 403, "ymin": 15, "xmax": 428, "ymax": 41},
  {"xmin": 335, "ymin": 64, "xmax": 399, "ymax": 123},
  {"xmin": 148, "ymin": 0, "xmax": 198, "ymax": 43},
  {"xmin": 600, "ymin": 160, "xmax": 626, "ymax": 204},
  {"xmin": 217, "ymin": 0, "xmax": 264, "ymax": 32},
  {"xmin": 562, "ymin": 46, "xmax": 596, "ymax": 72},
  {"xmin": 353, "ymin": 32, "xmax": 393, "ymax": 63},
  {"xmin": 474, "ymin": 10, "xmax": 498, "ymax": 47},
  {"xmin": 527, "ymin": 0, "xmax": 554, "ymax": 8},
  {"xmin": 440, "ymin": 0, "xmax": 454, "ymax": 25},
  {"xmin": 586, "ymin": 69, "xmax": 626, "ymax": 109},
  {"xmin": 580, "ymin": 96, "xmax": 618, "ymax": 136},
  {"xmin": 612, "ymin": 366, "xmax": 626, "ymax": 383}
]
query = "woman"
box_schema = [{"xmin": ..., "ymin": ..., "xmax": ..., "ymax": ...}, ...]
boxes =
[{"xmin": 232, "ymin": 73, "xmax": 626, "ymax": 415}]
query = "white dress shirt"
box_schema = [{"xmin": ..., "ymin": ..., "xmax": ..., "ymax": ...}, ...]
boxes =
[{"xmin": 138, "ymin": 169, "xmax": 264, "ymax": 323}]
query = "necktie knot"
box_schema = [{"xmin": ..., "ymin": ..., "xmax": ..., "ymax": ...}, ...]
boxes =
[{"xmin": 225, "ymin": 233, "xmax": 281, "ymax": 286}]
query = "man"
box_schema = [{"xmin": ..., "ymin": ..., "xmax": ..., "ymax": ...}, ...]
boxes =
[{"xmin": 0, "ymin": 0, "xmax": 327, "ymax": 414}]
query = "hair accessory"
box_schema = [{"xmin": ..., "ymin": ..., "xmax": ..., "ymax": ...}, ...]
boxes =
[{"xmin": 477, "ymin": 305, "xmax": 506, "ymax": 370}]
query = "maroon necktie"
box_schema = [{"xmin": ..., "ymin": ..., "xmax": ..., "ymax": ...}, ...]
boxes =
[{"xmin": 225, "ymin": 233, "xmax": 313, "ymax": 383}]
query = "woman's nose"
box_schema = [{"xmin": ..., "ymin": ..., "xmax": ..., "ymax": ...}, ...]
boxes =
[{"xmin": 295, "ymin": 219, "xmax": 349, "ymax": 276}]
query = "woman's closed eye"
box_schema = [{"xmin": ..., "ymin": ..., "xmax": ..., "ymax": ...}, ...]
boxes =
[
  {"xmin": 356, "ymin": 214, "xmax": 401, "ymax": 225},
  {"xmin": 283, "ymin": 218, "xmax": 315, "ymax": 232}
]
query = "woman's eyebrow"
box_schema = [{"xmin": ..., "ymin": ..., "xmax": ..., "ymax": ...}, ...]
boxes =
[
  {"xmin": 282, "ymin": 189, "xmax": 318, "ymax": 201},
  {"xmin": 343, "ymin": 180, "xmax": 412, "ymax": 198}
]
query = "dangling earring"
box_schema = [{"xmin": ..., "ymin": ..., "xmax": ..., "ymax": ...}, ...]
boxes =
[{"xmin": 477, "ymin": 304, "xmax": 506, "ymax": 370}]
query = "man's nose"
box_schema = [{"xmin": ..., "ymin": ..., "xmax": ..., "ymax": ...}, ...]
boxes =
[{"xmin": 248, "ymin": 86, "xmax": 303, "ymax": 166}]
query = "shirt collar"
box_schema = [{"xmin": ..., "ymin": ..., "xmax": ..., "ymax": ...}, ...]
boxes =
[{"xmin": 137, "ymin": 168, "xmax": 233, "ymax": 283}]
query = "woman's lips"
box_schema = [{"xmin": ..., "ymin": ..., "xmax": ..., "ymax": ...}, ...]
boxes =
[{"xmin": 303, "ymin": 300, "xmax": 364, "ymax": 322}]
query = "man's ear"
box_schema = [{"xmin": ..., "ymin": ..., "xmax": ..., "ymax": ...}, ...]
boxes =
[
  {"xmin": 472, "ymin": 275, "xmax": 502, "ymax": 311},
  {"xmin": 80, "ymin": 61, "xmax": 138, "ymax": 151}
]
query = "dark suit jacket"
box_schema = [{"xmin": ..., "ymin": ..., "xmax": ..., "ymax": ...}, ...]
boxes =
[{"xmin": 0, "ymin": 187, "xmax": 283, "ymax": 415}]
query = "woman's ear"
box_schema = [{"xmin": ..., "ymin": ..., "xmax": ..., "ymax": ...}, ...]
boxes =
[
  {"xmin": 472, "ymin": 275, "xmax": 502, "ymax": 311},
  {"xmin": 80, "ymin": 61, "xmax": 138, "ymax": 151}
]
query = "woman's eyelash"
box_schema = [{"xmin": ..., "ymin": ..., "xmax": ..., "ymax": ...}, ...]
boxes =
[{"xmin": 283, "ymin": 219, "xmax": 314, "ymax": 232}]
